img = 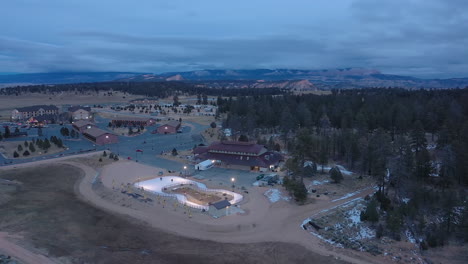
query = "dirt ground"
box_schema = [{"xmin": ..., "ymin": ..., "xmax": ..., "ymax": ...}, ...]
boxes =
[{"xmin": 0, "ymin": 164, "xmax": 348, "ymax": 264}]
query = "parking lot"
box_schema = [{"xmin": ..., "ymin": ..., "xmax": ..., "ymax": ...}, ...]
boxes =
[{"xmin": 192, "ymin": 167, "xmax": 261, "ymax": 190}]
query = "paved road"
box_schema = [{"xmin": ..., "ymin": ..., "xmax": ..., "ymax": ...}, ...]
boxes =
[{"xmin": 1, "ymin": 115, "xmax": 208, "ymax": 170}]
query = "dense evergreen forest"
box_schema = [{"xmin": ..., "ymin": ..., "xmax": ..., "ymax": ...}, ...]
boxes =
[{"xmin": 219, "ymin": 88, "xmax": 468, "ymax": 247}]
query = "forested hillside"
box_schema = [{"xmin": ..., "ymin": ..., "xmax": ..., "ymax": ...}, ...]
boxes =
[{"xmin": 218, "ymin": 88, "xmax": 468, "ymax": 247}]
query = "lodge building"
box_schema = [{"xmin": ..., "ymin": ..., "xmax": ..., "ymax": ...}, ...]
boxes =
[
  {"xmin": 156, "ymin": 120, "xmax": 181, "ymax": 134},
  {"xmin": 193, "ymin": 141, "xmax": 283, "ymax": 171},
  {"xmin": 68, "ymin": 106, "xmax": 92, "ymax": 120},
  {"xmin": 82, "ymin": 127, "xmax": 118, "ymax": 145},
  {"xmin": 72, "ymin": 120, "xmax": 97, "ymax": 133},
  {"xmin": 11, "ymin": 105, "xmax": 59, "ymax": 120}
]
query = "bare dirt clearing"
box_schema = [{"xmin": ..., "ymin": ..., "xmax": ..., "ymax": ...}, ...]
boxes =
[{"xmin": 0, "ymin": 164, "xmax": 348, "ymax": 264}]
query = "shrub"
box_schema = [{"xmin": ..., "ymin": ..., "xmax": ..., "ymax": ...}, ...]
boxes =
[
  {"xmin": 23, "ymin": 150, "xmax": 30, "ymax": 156},
  {"xmin": 99, "ymin": 158, "xmax": 103, "ymax": 162},
  {"xmin": 13, "ymin": 151, "xmax": 19, "ymax": 158}
]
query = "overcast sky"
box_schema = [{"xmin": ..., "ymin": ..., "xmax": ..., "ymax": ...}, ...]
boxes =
[{"xmin": 1, "ymin": 0, "xmax": 467, "ymax": 77}]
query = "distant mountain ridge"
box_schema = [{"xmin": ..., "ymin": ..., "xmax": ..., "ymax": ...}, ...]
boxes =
[
  {"xmin": 121, "ymin": 68, "xmax": 468, "ymax": 89},
  {"xmin": 1, "ymin": 69, "xmax": 467, "ymax": 89}
]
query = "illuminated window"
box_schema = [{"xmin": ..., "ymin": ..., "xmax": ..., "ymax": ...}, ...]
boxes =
[{"xmin": 105, "ymin": 135, "xmax": 109, "ymax": 139}]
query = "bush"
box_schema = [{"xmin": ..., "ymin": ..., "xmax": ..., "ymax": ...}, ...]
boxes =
[
  {"xmin": 23, "ymin": 150, "xmax": 30, "ymax": 156},
  {"xmin": 13, "ymin": 151, "xmax": 19, "ymax": 158},
  {"xmin": 99, "ymin": 158, "xmax": 103, "ymax": 162},
  {"xmin": 172, "ymin": 148, "xmax": 178, "ymax": 156}
]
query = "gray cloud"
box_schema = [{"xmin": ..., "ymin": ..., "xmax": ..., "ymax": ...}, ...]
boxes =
[{"xmin": 0, "ymin": 0, "xmax": 467, "ymax": 77}]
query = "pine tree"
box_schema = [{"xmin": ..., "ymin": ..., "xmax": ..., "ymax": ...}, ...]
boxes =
[
  {"xmin": 330, "ymin": 166, "xmax": 344, "ymax": 183},
  {"xmin": 29, "ymin": 143, "xmax": 36, "ymax": 152}
]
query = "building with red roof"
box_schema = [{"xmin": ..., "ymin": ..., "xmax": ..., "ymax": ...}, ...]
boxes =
[{"xmin": 193, "ymin": 141, "xmax": 283, "ymax": 171}]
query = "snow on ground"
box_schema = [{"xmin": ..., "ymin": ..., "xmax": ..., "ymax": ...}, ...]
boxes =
[
  {"xmin": 402, "ymin": 198, "xmax": 410, "ymax": 204},
  {"xmin": 303, "ymin": 198, "xmax": 377, "ymax": 250},
  {"xmin": 311, "ymin": 179, "xmax": 330, "ymax": 185},
  {"xmin": 405, "ymin": 230, "xmax": 417, "ymax": 244},
  {"xmin": 427, "ymin": 143, "xmax": 437, "ymax": 150},
  {"xmin": 264, "ymin": 188, "xmax": 290, "ymax": 203},
  {"xmin": 331, "ymin": 187, "xmax": 371, "ymax": 202},
  {"xmin": 318, "ymin": 164, "xmax": 354, "ymax": 175}
]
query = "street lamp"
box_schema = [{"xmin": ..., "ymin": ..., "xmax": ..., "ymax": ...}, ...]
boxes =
[
  {"xmin": 183, "ymin": 165, "xmax": 187, "ymax": 177},
  {"xmin": 231, "ymin": 177, "xmax": 235, "ymax": 191}
]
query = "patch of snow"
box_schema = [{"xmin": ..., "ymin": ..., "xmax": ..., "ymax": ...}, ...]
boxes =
[
  {"xmin": 252, "ymin": 181, "xmax": 260, "ymax": 186},
  {"xmin": 302, "ymin": 218, "xmax": 311, "ymax": 226},
  {"xmin": 356, "ymin": 225, "xmax": 375, "ymax": 240},
  {"xmin": 332, "ymin": 187, "xmax": 372, "ymax": 202},
  {"xmin": 264, "ymin": 188, "xmax": 290, "ymax": 203},
  {"xmin": 314, "ymin": 197, "xmax": 364, "ymax": 216},
  {"xmin": 318, "ymin": 164, "xmax": 354, "ymax": 175},
  {"xmin": 402, "ymin": 198, "xmax": 410, "ymax": 204},
  {"xmin": 336, "ymin": 165, "xmax": 354, "ymax": 175},
  {"xmin": 347, "ymin": 206, "xmax": 362, "ymax": 226},
  {"xmin": 311, "ymin": 180, "xmax": 330, "ymax": 186},
  {"xmin": 406, "ymin": 230, "xmax": 416, "ymax": 244},
  {"xmin": 427, "ymin": 143, "xmax": 437, "ymax": 150}
]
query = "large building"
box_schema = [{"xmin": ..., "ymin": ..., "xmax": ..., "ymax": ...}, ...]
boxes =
[
  {"xmin": 72, "ymin": 120, "xmax": 97, "ymax": 133},
  {"xmin": 82, "ymin": 127, "xmax": 118, "ymax": 145},
  {"xmin": 193, "ymin": 141, "xmax": 283, "ymax": 171},
  {"xmin": 11, "ymin": 105, "xmax": 59, "ymax": 120},
  {"xmin": 156, "ymin": 120, "xmax": 181, "ymax": 134},
  {"xmin": 68, "ymin": 106, "xmax": 92, "ymax": 120},
  {"xmin": 111, "ymin": 116, "xmax": 156, "ymax": 127}
]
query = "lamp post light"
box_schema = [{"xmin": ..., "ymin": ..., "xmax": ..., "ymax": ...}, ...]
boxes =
[
  {"xmin": 183, "ymin": 165, "xmax": 187, "ymax": 177},
  {"xmin": 231, "ymin": 177, "xmax": 235, "ymax": 191}
]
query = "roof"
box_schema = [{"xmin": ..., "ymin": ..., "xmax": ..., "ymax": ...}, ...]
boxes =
[
  {"xmin": 162, "ymin": 120, "xmax": 181, "ymax": 127},
  {"xmin": 207, "ymin": 141, "xmax": 265, "ymax": 155},
  {"xmin": 211, "ymin": 200, "xmax": 231, "ymax": 210},
  {"xmin": 193, "ymin": 146, "xmax": 208, "ymax": 155},
  {"xmin": 83, "ymin": 127, "xmax": 114, "ymax": 138},
  {"xmin": 73, "ymin": 120, "xmax": 94, "ymax": 128},
  {"xmin": 16, "ymin": 105, "xmax": 58, "ymax": 112},
  {"xmin": 111, "ymin": 116, "xmax": 154, "ymax": 122},
  {"xmin": 197, "ymin": 159, "xmax": 214, "ymax": 166},
  {"xmin": 195, "ymin": 151, "xmax": 283, "ymax": 168},
  {"xmin": 68, "ymin": 106, "xmax": 91, "ymax": 112}
]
